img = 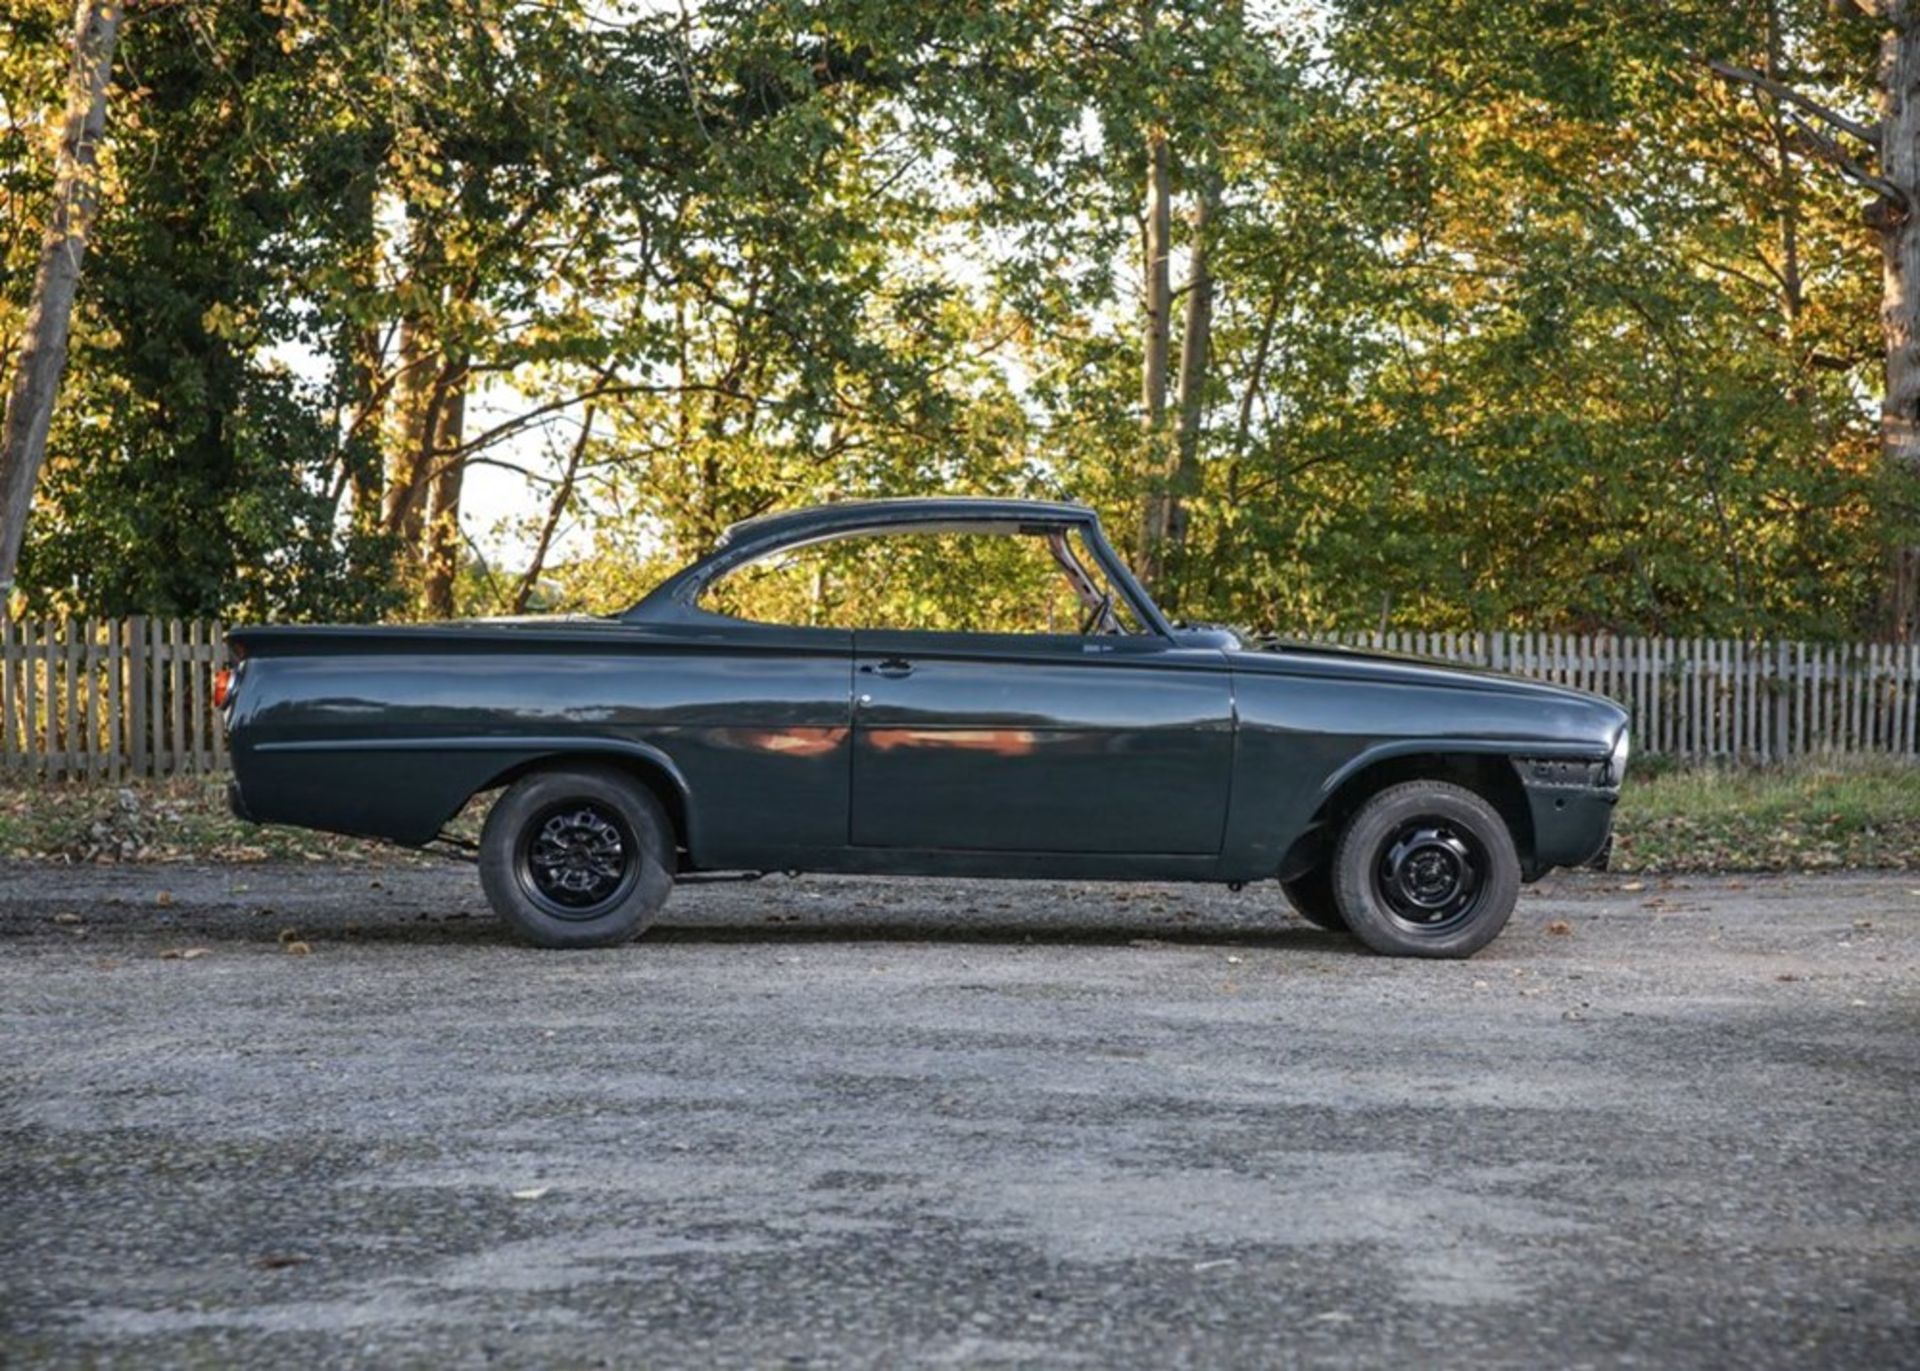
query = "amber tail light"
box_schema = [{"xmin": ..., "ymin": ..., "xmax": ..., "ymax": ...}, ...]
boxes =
[{"xmin": 213, "ymin": 668, "xmax": 235, "ymax": 709}]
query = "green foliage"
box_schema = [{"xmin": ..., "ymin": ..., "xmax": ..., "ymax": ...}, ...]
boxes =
[
  {"xmin": 0, "ymin": 0, "xmax": 1897, "ymax": 635},
  {"xmin": 702, "ymin": 529, "xmax": 1120, "ymax": 634},
  {"xmin": 8, "ymin": 0, "xmax": 401, "ymax": 619}
]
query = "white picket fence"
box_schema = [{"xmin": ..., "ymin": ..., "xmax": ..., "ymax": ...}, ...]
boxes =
[
  {"xmin": 1302, "ymin": 630, "xmax": 1920, "ymax": 761},
  {"xmin": 0, "ymin": 619, "xmax": 1916, "ymax": 778}
]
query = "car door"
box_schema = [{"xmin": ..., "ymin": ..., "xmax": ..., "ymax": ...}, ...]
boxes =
[
  {"xmin": 849, "ymin": 629, "xmax": 1235, "ymax": 853},
  {"xmin": 624, "ymin": 621, "xmax": 855, "ymax": 868}
]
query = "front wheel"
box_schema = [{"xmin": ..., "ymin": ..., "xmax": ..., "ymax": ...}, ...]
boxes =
[
  {"xmin": 479, "ymin": 766, "xmax": 674, "ymax": 949},
  {"xmin": 1331, "ymin": 780, "xmax": 1520, "ymax": 959}
]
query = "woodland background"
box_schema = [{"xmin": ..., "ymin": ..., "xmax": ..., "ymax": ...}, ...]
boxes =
[{"xmin": 3, "ymin": 0, "xmax": 1917, "ymax": 639}]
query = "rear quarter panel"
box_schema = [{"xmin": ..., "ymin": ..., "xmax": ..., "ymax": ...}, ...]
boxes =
[{"xmin": 227, "ymin": 626, "xmax": 850, "ymax": 853}]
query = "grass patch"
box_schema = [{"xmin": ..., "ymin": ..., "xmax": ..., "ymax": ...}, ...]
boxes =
[
  {"xmin": 1612, "ymin": 755, "xmax": 1920, "ymax": 873},
  {"xmin": 1, "ymin": 756, "xmax": 1916, "ymax": 873}
]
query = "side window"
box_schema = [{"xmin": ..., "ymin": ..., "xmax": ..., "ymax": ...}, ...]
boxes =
[{"xmin": 700, "ymin": 528, "xmax": 1143, "ymax": 635}]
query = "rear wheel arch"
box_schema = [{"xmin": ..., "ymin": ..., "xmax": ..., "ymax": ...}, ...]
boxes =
[
  {"xmin": 1280, "ymin": 750, "xmax": 1535, "ymax": 880},
  {"xmin": 474, "ymin": 747, "xmax": 694, "ymax": 864}
]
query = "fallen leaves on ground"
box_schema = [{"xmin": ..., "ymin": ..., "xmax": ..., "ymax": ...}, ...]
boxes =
[{"xmin": 0, "ymin": 777, "xmax": 429, "ymax": 866}]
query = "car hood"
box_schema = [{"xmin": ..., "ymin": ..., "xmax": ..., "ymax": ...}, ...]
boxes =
[{"xmin": 1230, "ymin": 636, "xmax": 1628, "ymax": 718}]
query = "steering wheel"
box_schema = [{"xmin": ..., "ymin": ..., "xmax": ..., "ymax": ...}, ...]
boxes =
[{"xmin": 1078, "ymin": 591, "xmax": 1114, "ymax": 636}]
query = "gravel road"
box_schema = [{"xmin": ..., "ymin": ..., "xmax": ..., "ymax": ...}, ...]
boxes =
[{"xmin": 2, "ymin": 862, "xmax": 1917, "ymax": 1368}]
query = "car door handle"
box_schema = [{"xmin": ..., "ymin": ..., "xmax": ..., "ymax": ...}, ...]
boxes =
[{"xmin": 859, "ymin": 658, "xmax": 915, "ymax": 679}]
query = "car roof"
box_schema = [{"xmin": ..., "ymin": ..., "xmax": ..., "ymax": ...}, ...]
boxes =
[
  {"xmin": 624, "ymin": 496, "xmax": 1108, "ymax": 623},
  {"xmin": 716, "ymin": 497, "xmax": 1097, "ymax": 549}
]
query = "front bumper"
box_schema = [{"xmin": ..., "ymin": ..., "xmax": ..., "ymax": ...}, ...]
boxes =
[{"xmin": 1515, "ymin": 758, "xmax": 1619, "ymax": 877}]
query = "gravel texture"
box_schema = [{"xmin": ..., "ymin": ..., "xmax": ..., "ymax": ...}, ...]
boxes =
[{"xmin": 2, "ymin": 862, "xmax": 1916, "ymax": 1368}]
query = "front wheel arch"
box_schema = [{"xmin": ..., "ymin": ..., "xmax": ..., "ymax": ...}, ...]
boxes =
[{"xmin": 1279, "ymin": 750, "xmax": 1534, "ymax": 883}]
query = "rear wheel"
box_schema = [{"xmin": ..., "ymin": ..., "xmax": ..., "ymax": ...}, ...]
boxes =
[
  {"xmin": 1331, "ymin": 780, "xmax": 1519, "ymax": 959},
  {"xmin": 1281, "ymin": 864, "xmax": 1347, "ymax": 932},
  {"xmin": 479, "ymin": 766, "xmax": 674, "ymax": 949}
]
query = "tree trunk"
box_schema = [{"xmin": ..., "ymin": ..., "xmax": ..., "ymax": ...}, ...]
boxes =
[
  {"xmin": 420, "ymin": 360, "xmax": 468, "ymax": 618},
  {"xmin": 1137, "ymin": 117, "xmax": 1173, "ymax": 587},
  {"xmin": 0, "ymin": 0, "xmax": 122, "ymax": 601},
  {"xmin": 510, "ymin": 406, "xmax": 595, "ymax": 614},
  {"xmin": 383, "ymin": 314, "xmax": 435, "ymax": 550},
  {"xmin": 1765, "ymin": 1, "xmax": 1805, "ymax": 329},
  {"xmin": 383, "ymin": 201, "xmax": 450, "ymax": 557},
  {"xmin": 1879, "ymin": 2, "xmax": 1920, "ymax": 640},
  {"xmin": 1162, "ymin": 167, "xmax": 1220, "ymax": 608},
  {"xmin": 338, "ymin": 165, "xmax": 387, "ymax": 531}
]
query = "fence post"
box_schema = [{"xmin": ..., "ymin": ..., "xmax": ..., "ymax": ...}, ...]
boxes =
[
  {"xmin": 43, "ymin": 618, "xmax": 56, "ymax": 778},
  {"xmin": 183, "ymin": 617, "xmax": 198, "ymax": 775},
  {"xmin": 82, "ymin": 617, "xmax": 97, "ymax": 778},
  {"xmin": 1906, "ymin": 642, "xmax": 1918, "ymax": 756},
  {"xmin": 127, "ymin": 616, "xmax": 146, "ymax": 777},
  {"xmin": 1767, "ymin": 641, "xmax": 1781, "ymax": 764},
  {"xmin": 1855, "ymin": 642, "xmax": 1867, "ymax": 751},
  {"xmin": 0, "ymin": 618, "xmax": 12, "ymax": 775}
]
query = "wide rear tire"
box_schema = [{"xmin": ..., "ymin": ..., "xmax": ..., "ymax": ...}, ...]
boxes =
[
  {"xmin": 479, "ymin": 766, "xmax": 674, "ymax": 949},
  {"xmin": 1331, "ymin": 780, "xmax": 1519, "ymax": 959}
]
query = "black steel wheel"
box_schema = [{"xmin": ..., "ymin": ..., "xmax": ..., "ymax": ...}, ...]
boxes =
[
  {"xmin": 1372, "ymin": 820, "xmax": 1488, "ymax": 934},
  {"xmin": 480, "ymin": 766, "xmax": 674, "ymax": 949},
  {"xmin": 517, "ymin": 800, "xmax": 638, "ymax": 918},
  {"xmin": 1331, "ymin": 780, "xmax": 1519, "ymax": 958}
]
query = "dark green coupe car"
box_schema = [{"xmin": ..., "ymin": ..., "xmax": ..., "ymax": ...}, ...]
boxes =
[{"xmin": 224, "ymin": 497, "xmax": 1628, "ymax": 957}]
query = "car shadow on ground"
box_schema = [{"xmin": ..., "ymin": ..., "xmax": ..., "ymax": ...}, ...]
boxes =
[
  {"xmin": 2, "ymin": 910, "xmax": 1361, "ymax": 954},
  {"xmin": 309, "ymin": 914, "xmax": 1364, "ymax": 954},
  {"xmin": 643, "ymin": 920, "xmax": 1356, "ymax": 951}
]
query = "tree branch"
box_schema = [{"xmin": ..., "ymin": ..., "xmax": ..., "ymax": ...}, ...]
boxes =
[
  {"xmin": 1829, "ymin": 0, "xmax": 1886, "ymax": 23},
  {"xmin": 1783, "ymin": 111, "xmax": 1909, "ymax": 207},
  {"xmin": 1707, "ymin": 58, "xmax": 1881, "ymax": 145},
  {"xmin": 510, "ymin": 404, "xmax": 595, "ymax": 614}
]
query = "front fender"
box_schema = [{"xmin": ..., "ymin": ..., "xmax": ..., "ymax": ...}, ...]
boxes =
[
  {"xmin": 1219, "ymin": 667, "xmax": 1625, "ymax": 881},
  {"xmin": 1314, "ymin": 736, "xmax": 1607, "ymax": 804}
]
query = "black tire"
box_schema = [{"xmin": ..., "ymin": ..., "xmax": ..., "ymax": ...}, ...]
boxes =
[
  {"xmin": 479, "ymin": 766, "xmax": 674, "ymax": 949},
  {"xmin": 1331, "ymin": 780, "xmax": 1519, "ymax": 959},
  {"xmin": 1281, "ymin": 864, "xmax": 1348, "ymax": 932}
]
